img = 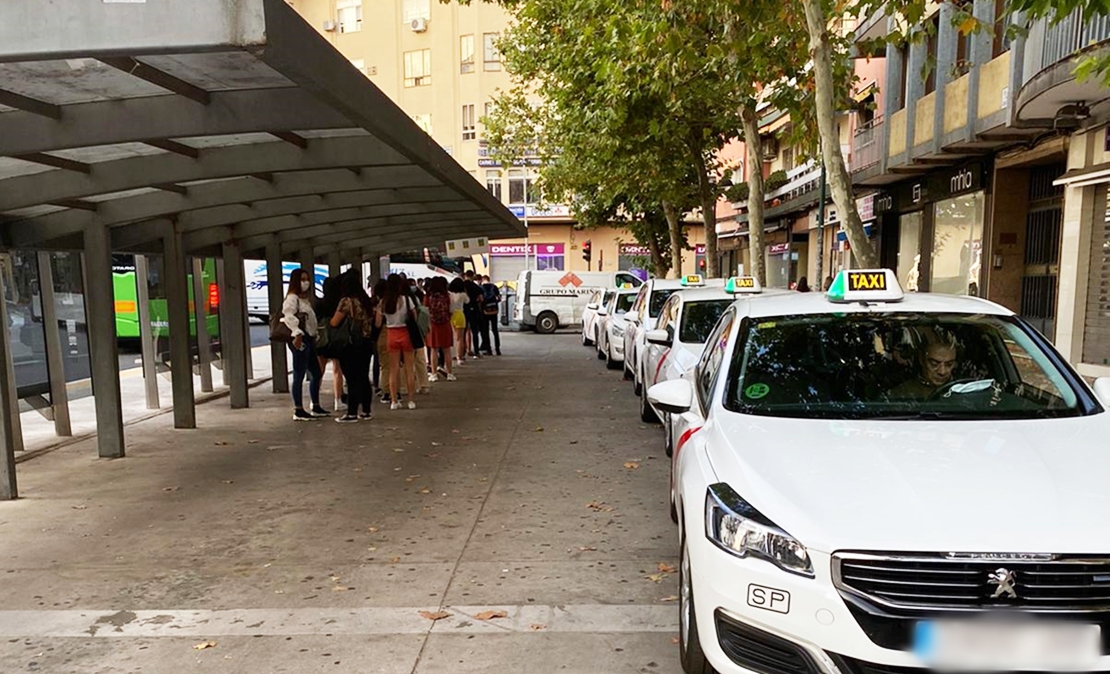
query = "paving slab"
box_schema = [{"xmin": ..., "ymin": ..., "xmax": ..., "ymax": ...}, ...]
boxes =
[{"xmin": 0, "ymin": 333, "xmax": 683, "ymax": 673}]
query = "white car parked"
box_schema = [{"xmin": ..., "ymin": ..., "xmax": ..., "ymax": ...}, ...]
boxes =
[
  {"xmin": 581, "ymin": 288, "xmax": 615, "ymax": 347},
  {"xmin": 650, "ymin": 269, "xmax": 1110, "ymax": 674},
  {"xmin": 596, "ymin": 289, "xmax": 638, "ymax": 370}
]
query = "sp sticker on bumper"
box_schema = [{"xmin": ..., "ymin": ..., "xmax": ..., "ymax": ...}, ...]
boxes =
[{"xmin": 747, "ymin": 584, "xmax": 791, "ymax": 614}]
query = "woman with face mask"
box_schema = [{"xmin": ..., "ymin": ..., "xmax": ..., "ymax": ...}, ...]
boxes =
[{"xmin": 283, "ymin": 268, "xmax": 327, "ymax": 421}]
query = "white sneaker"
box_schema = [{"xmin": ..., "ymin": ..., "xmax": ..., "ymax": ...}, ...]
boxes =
[
  {"xmin": 428, "ymin": 374, "xmax": 439, "ymax": 382},
  {"xmin": 390, "ymin": 401, "xmax": 402, "ymax": 410},
  {"xmin": 446, "ymin": 373, "xmax": 457, "ymax": 382},
  {"xmin": 407, "ymin": 401, "xmax": 417, "ymax": 410}
]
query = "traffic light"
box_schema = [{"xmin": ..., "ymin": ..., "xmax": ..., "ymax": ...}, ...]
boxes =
[
  {"xmin": 582, "ymin": 240, "xmax": 592, "ymax": 262},
  {"xmin": 698, "ymin": 257, "xmax": 706, "ymax": 271}
]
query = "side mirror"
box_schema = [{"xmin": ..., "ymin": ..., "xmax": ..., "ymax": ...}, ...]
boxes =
[
  {"xmin": 645, "ymin": 329, "xmax": 672, "ymax": 346},
  {"xmin": 586, "ymin": 303, "xmax": 599, "ymax": 310},
  {"xmin": 1093, "ymin": 377, "xmax": 1110, "ymax": 407},
  {"xmin": 648, "ymin": 379, "xmax": 694, "ymax": 415},
  {"xmin": 596, "ymin": 307, "xmax": 609, "ymax": 317}
]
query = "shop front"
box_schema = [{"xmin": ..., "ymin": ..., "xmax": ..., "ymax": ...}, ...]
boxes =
[
  {"xmin": 488, "ymin": 243, "xmax": 566, "ymax": 283},
  {"xmin": 874, "ymin": 161, "xmax": 990, "ymax": 295}
]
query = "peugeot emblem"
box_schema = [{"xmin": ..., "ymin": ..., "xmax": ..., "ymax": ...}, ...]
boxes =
[{"xmin": 988, "ymin": 568, "xmax": 1018, "ymax": 600}]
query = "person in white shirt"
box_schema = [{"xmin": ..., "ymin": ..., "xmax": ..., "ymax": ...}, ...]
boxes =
[{"xmin": 282, "ymin": 268, "xmax": 327, "ymax": 421}]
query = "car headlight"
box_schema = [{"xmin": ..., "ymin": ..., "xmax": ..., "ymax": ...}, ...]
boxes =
[
  {"xmin": 612, "ymin": 325, "xmax": 625, "ymax": 338},
  {"xmin": 705, "ymin": 483, "xmax": 814, "ymax": 578}
]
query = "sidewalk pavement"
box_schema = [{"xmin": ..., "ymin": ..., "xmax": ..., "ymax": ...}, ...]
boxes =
[{"xmin": 0, "ymin": 332, "xmax": 684, "ymax": 673}]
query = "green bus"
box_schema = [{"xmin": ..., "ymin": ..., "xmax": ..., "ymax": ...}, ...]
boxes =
[{"xmin": 111, "ymin": 255, "xmax": 221, "ymax": 342}]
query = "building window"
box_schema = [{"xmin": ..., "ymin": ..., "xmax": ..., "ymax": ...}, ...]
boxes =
[
  {"xmin": 924, "ymin": 15, "xmax": 939, "ymax": 95},
  {"xmin": 462, "ymin": 104, "xmax": 477, "ymax": 141},
  {"xmin": 486, "ymin": 170, "xmax": 503, "ymax": 201},
  {"xmin": 483, "ymin": 33, "xmax": 501, "ymax": 71},
  {"xmin": 898, "ymin": 43, "xmax": 910, "ymax": 111},
  {"xmin": 412, "ymin": 113, "xmax": 432, "ymax": 136},
  {"xmin": 782, "ymin": 146, "xmax": 794, "ymax": 172},
  {"xmin": 337, "ymin": 0, "xmax": 362, "ymax": 33},
  {"xmin": 404, "ymin": 49, "xmax": 432, "ymax": 87},
  {"xmin": 402, "ymin": 0, "xmax": 430, "ymax": 23},
  {"xmin": 992, "ymin": 0, "xmax": 1012, "ymax": 58},
  {"xmin": 930, "ymin": 191, "xmax": 985, "ymax": 295},
  {"xmin": 460, "ymin": 34, "xmax": 475, "ymax": 74},
  {"xmin": 508, "ymin": 168, "xmax": 534, "ymax": 205}
]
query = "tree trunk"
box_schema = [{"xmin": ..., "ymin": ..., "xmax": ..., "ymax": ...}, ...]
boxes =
[
  {"xmin": 740, "ymin": 105, "xmax": 767, "ymax": 286},
  {"xmin": 646, "ymin": 235, "xmax": 667, "ymax": 278},
  {"xmin": 662, "ymin": 200, "xmax": 683, "ymax": 279},
  {"xmin": 801, "ymin": 0, "xmax": 878, "ymax": 269},
  {"xmin": 688, "ymin": 142, "xmax": 719, "ymax": 278}
]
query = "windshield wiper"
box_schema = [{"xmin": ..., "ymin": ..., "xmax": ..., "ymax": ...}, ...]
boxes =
[{"xmin": 869, "ymin": 411, "xmax": 986, "ymax": 420}]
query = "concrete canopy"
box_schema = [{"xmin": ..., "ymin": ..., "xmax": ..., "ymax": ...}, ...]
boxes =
[{"xmin": 0, "ymin": 0, "xmax": 524, "ymax": 260}]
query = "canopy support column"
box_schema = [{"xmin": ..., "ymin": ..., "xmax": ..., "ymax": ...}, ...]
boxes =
[
  {"xmin": 134, "ymin": 255, "xmax": 160, "ymax": 410},
  {"xmin": 83, "ymin": 223, "xmax": 125, "ymax": 458},
  {"xmin": 267, "ymin": 239, "xmax": 288, "ymax": 394},
  {"xmin": 220, "ymin": 241, "xmax": 249, "ymax": 409},
  {"xmin": 192, "ymin": 257, "xmax": 214, "ymax": 393},
  {"xmin": 0, "ymin": 260, "xmax": 21, "ymax": 500},
  {"xmin": 163, "ymin": 224, "xmax": 196, "ymax": 429},
  {"xmin": 36, "ymin": 251, "xmax": 71, "ymax": 436}
]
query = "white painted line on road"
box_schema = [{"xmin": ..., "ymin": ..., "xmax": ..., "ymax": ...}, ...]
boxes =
[{"xmin": 0, "ymin": 605, "xmax": 677, "ymax": 638}]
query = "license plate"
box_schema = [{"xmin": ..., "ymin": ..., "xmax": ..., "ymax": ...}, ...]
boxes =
[{"xmin": 914, "ymin": 619, "xmax": 1100, "ymax": 671}]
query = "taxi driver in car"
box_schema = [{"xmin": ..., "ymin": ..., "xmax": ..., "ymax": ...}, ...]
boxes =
[{"xmin": 888, "ymin": 330, "xmax": 959, "ymax": 400}]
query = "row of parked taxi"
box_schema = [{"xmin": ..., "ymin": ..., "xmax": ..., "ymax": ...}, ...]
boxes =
[{"xmin": 579, "ymin": 269, "xmax": 1110, "ymax": 674}]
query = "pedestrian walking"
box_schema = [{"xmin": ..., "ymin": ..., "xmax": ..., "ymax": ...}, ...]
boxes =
[
  {"xmin": 448, "ymin": 278, "xmax": 469, "ymax": 365},
  {"xmin": 412, "ymin": 287, "xmax": 431, "ymax": 395},
  {"xmin": 463, "ymin": 270, "xmax": 485, "ymax": 358},
  {"xmin": 480, "ymin": 275, "xmax": 502, "ymax": 356},
  {"xmin": 379, "ymin": 275, "xmax": 419, "ymax": 410},
  {"xmin": 425, "ymin": 277, "xmax": 456, "ymax": 381},
  {"xmin": 282, "ymin": 268, "xmax": 328, "ymax": 421},
  {"xmin": 330, "ymin": 273, "xmax": 376, "ymax": 422},
  {"xmin": 796, "ymin": 276, "xmax": 811, "ymax": 293}
]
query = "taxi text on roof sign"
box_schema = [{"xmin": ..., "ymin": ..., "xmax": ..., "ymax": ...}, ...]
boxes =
[
  {"xmin": 681, "ymin": 274, "xmax": 705, "ymax": 287},
  {"xmin": 725, "ymin": 276, "xmax": 762, "ymax": 294},
  {"xmin": 826, "ymin": 269, "xmax": 903, "ymax": 303}
]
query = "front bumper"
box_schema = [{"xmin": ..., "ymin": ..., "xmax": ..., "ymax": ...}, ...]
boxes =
[{"xmin": 690, "ymin": 538, "xmax": 1110, "ymax": 673}]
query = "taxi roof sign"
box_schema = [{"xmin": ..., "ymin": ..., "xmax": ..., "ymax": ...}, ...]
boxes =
[
  {"xmin": 826, "ymin": 269, "xmax": 904, "ymax": 303},
  {"xmin": 725, "ymin": 276, "xmax": 762, "ymax": 294},
  {"xmin": 681, "ymin": 274, "xmax": 706, "ymax": 287}
]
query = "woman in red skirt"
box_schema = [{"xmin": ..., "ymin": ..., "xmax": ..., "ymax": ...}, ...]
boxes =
[{"xmin": 424, "ymin": 277, "xmax": 456, "ymax": 382}]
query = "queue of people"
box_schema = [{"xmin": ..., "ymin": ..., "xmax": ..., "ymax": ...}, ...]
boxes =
[{"xmin": 278, "ymin": 268, "xmax": 504, "ymax": 422}]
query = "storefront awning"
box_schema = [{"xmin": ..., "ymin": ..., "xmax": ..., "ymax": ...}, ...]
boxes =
[{"xmin": 1054, "ymin": 161, "xmax": 1110, "ymax": 189}]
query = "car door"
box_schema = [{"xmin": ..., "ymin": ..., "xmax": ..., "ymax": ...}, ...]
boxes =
[
  {"xmin": 624, "ymin": 285, "xmax": 649, "ymax": 369},
  {"xmin": 645, "ymin": 295, "xmax": 680, "ymax": 387}
]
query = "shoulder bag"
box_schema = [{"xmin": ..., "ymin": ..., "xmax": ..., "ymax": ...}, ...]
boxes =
[
  {"xmin": 404, "ymin": 298, "xmax": 425, "ymax": 350},
  {"xmin": 269, "ymin": 310, "xmax": 306, "ymax": 343}
]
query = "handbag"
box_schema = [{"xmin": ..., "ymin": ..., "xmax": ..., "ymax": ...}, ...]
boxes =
[
  {"xmin": 326, "ymin": 317, "xmax": 357, "ymax": 351},
  {"xmin": 405, "ymin": 299, "xmax": 425, "ymax": 350},
  {"xmin": 483, "ymin": 303, "xmax": 499, "ymax": 317},
  {"xmin": 269, "ymin": 311, "xmax": 306, "ymax": 343}
]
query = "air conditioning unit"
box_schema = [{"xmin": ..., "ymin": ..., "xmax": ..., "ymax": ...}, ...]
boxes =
[
  {"xmin": 411, "ymin": 17, "xmax": 428, "ymax": 32},
  {"xmin": 322, "ymin": 20, "xmax": 338, "ymax": 32}
]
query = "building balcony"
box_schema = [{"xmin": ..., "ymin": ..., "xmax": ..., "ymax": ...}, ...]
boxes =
[
  {"xmin": 851, "ymin": 117, "xmax": 884, "ymax": 175},
  {"xmin": 1015, "ymin": 10, "xmax": 1110, "ymax": 125}
]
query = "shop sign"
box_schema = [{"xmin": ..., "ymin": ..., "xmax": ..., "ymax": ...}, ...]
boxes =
[
  {"xmin": 489, "ymin": 243, "xmax": 565, "ymax": 257},
  {"xmin": 768, "ymin": 242, "xmax": 790, "ymax": 254},
  {"xmin": 856, "ymin": 194, "xmax": 875, "ymax": 222},
  {"xmin": 478, "ymin": 158, "xmax": 543, "ymax": 168},
  {"xmin": 508, "ymin": 204, "xmax": 572, "ymax": 218},
  {"xmin": 875, "ymin": 161, "xmax": 986, "ymax": 214},
  {"xmin": 619, "ymin": 243, "xmax": 652, "ymax": 256},
  {"xmin": 695, "ymin": 244, "xmax": 706, "ymax": 255}
]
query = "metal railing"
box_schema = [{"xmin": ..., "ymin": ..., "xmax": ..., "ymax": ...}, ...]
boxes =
[
  {"xmin": 851, "ymin": 117, "xmax": 884, "ymax": 174},
  {"xmin": 1023, "ymin": 9, "xmax": 1110, "ymax": 86}
]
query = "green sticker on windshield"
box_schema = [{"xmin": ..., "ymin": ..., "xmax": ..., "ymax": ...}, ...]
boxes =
[{"xmin": 745, "ymin": 383, "xmax": 770, "ymax": 400}]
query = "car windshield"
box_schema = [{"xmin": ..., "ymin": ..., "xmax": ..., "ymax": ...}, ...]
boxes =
[
  {"xmin": 615, "ymin": 294, "xmax": 636, "ymax": 314},
  {"xmin": 680, "ymin": 300, "xmax": 734, "ymax": 344},
  {"xmin": 649, "ymin": 289, "xmax": 678, "ymax": 317},
  {"xmin": 724, "ymin": 313, "xmax": 1088, "ymax": 420}
]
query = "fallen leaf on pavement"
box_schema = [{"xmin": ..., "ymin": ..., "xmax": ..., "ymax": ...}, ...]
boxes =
[
  {"xmin": 646, "ymin": 573, "xmax": 667, "ymax": 583},
  {"xmin": 221, "ymin": 480, "xmax": 234, "ymax": 484},
  {"xmin": 71, "ymin": 505, "xmax": 87, "ymax": 510},
  {"xmin": 660, "ymin": 595, "xmax": 679, "ymax": 602},
  {"xmin": 529, "ymin": 623, "xmax": 547, "ymax": 631},
  {"xmin": 672, "ymin": 636, "xmax": 681, "ymax": 645},
  {"xmin": 367, "ymin": 526, "xmax": 379, "ymax": 532},
  {"xmin": 419, "ymin": 610, "xmax": 451, "ymax": 621},
  {"xmin": 623, "ymin": 462, "xmax": 641, "ymax": 470},
  {"xmin": 578, "ymin": 546, "xmax": 598, "ymax": 552},
  {"xmin": 419, "ymin": 487, "xmax": 431, "ymax": 494},
  {"xmin": 533, "ymin": 427, "xmax": 544, "ymax": 432},
  {"xmin": 193, "ymin": 641, "xmax": 217, "ymax": 650},
  {"xmin": 431, "ymin": 442, "xmax": 443, "ymax": 447},
  {"xmin": 658, "ymin": 562, "xmax": 677, "ymax": 574},
  {"xmin": 214, "ymin": 441, "xmax": 230, "ymax": 446},
  {"xmin": 390, "ymin": 556, "xmax": 401, "ymax": 563},
  {"xmin": 586, "ymin": 501, "xmax": 614, "ymax": 512},
  {"xmin": 475, "ymin": 610, "xmax": 508, "ymax": 621},
  {"xmin": 162, "ymin": 486, "xmax": 179, "ymax": 492},
  {"xmin": 332, "ymin": 586, "xmax": 352, "ymax": 592}
]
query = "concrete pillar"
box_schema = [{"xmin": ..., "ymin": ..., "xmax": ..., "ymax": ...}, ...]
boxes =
[
  {"xmin": 216, "ymin": 257, "xmax": 229, "ymax": 388},
  {"xmin": 241, "ymin": 270, "xmax": 254, "ymax": 381},
  {"xmin": 36, "ymin": 251, "xmax": 71, "ymax": 436},
  {"xmin": 904, "ymin": 36, "xmax": 927, "ymax": 158},
  {"xmin": 191, "ymin": 258, "xmax": 214, "ymax": 393},
  {"xmin": 163, "ymin": 225, "xmax": 196, "ymax": 429},
  {"xmin": 266, "ymin": 240, "xmax": 288, "ymax": 394},
  {"xmin": 83, "ymin": 223, "xmax": 125, "ymax": 458},
  {"xmin": 328, "ymin": 251, "xmax": 342, "ymax": 277},
  {"xmin": 1056, "ymin": 133, "xmax": 1100, "ymax": 364},
  {"xmin": 220, "ymin": 242, "xmax": 250, "ymax": 409},
  {"xmin": 932, "ymin": 2, "xmax": 957, "ymax": 153},
  {"xmin": 0, "ymin": 258, "xmax": 22, "ymax": 499},
  {"xmin": 882, "ymin": 24, "xmax": 904, "ymax": 173},
  {"xmin": 134, "ymin": 255, "xmax": 160, "ymax": 410}
]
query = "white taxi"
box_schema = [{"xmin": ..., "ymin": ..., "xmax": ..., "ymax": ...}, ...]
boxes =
[
  {"xmin": 625, "ymin": 275, "xmax": 722, "ymax": 394},
  {"xmin": 649, "ymin": 269, "xmax": 1110, "ymax": 674},
  {"xmin": 596, "ymin": 289, "xmax": 639, "ymax": 370},
  {"xmin": 581, "ymin": 288, "xmax": 615, "ymax": 347},
  {"xmin": 638, "ymin": 279, "xmax": 760, "ymax": 425}
]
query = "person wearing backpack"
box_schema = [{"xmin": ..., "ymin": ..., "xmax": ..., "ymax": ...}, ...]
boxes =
[
  {"xmin": 480, "ymin": 275, "xmax": 502, "ymax": 356},
  {"xmin": 329, "ymin": 273, "xmax": 377, "ymax": 422},
  {"xmin": 425, "ymin": 277, "xmax": 456, "ymax": 382}
]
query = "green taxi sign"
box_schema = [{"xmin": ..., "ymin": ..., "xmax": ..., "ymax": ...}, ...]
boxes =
[
  {"xmin": 826, "ymin": 269, "xmax": 904, "ymax": 303},
  {"xmin": 725, "ymin": 276, "xmax": 762, "ymax": 294}
]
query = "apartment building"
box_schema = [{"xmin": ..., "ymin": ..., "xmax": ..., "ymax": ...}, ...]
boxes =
[{"xmin": 288, "ymin": 0, "xmax": 705, "ymax": 281}]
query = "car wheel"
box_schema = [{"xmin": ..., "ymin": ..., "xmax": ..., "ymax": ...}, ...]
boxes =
[
  {"xmin": 633, "ymin": 366, "xmax": 643, "ymax": 397},
  {"xmin": 640, "ymin": 378, "xmax": 659, "ymax": 423},
  {"xmin": 679, "ymin": 535, "xmax": 715, "ymax": 674},
  {"xmin": 596, "ymin": 338, "xmax": 606, "ymax": 360},
  {"xmin": 605, "ymin": 345, "xmax": 620, "ymax": 370},
  {"xmin": 535, "ymin": 312, "xmax": 558, "ymax": 335},
  {"xmin": 664, "ymin": 414, "xmax": 674, "ymax": 458}
]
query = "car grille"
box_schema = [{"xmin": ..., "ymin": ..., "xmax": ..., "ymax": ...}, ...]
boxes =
[
  {"xmin": 827, "ymin": 653, "xmax": 1103, "ymax": 674},
  {"xmin": 834, "ymin": 553, "xmax": 1110, "ymax": 611}
]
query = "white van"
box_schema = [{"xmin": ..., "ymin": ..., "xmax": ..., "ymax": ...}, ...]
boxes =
[
  {"xmin": 514, "ymin": 269, "xmax": 643, "ymax": 334},
  {"xmin": 244, "ymin": 260, "xmax": 329, "ymax": 321}
]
